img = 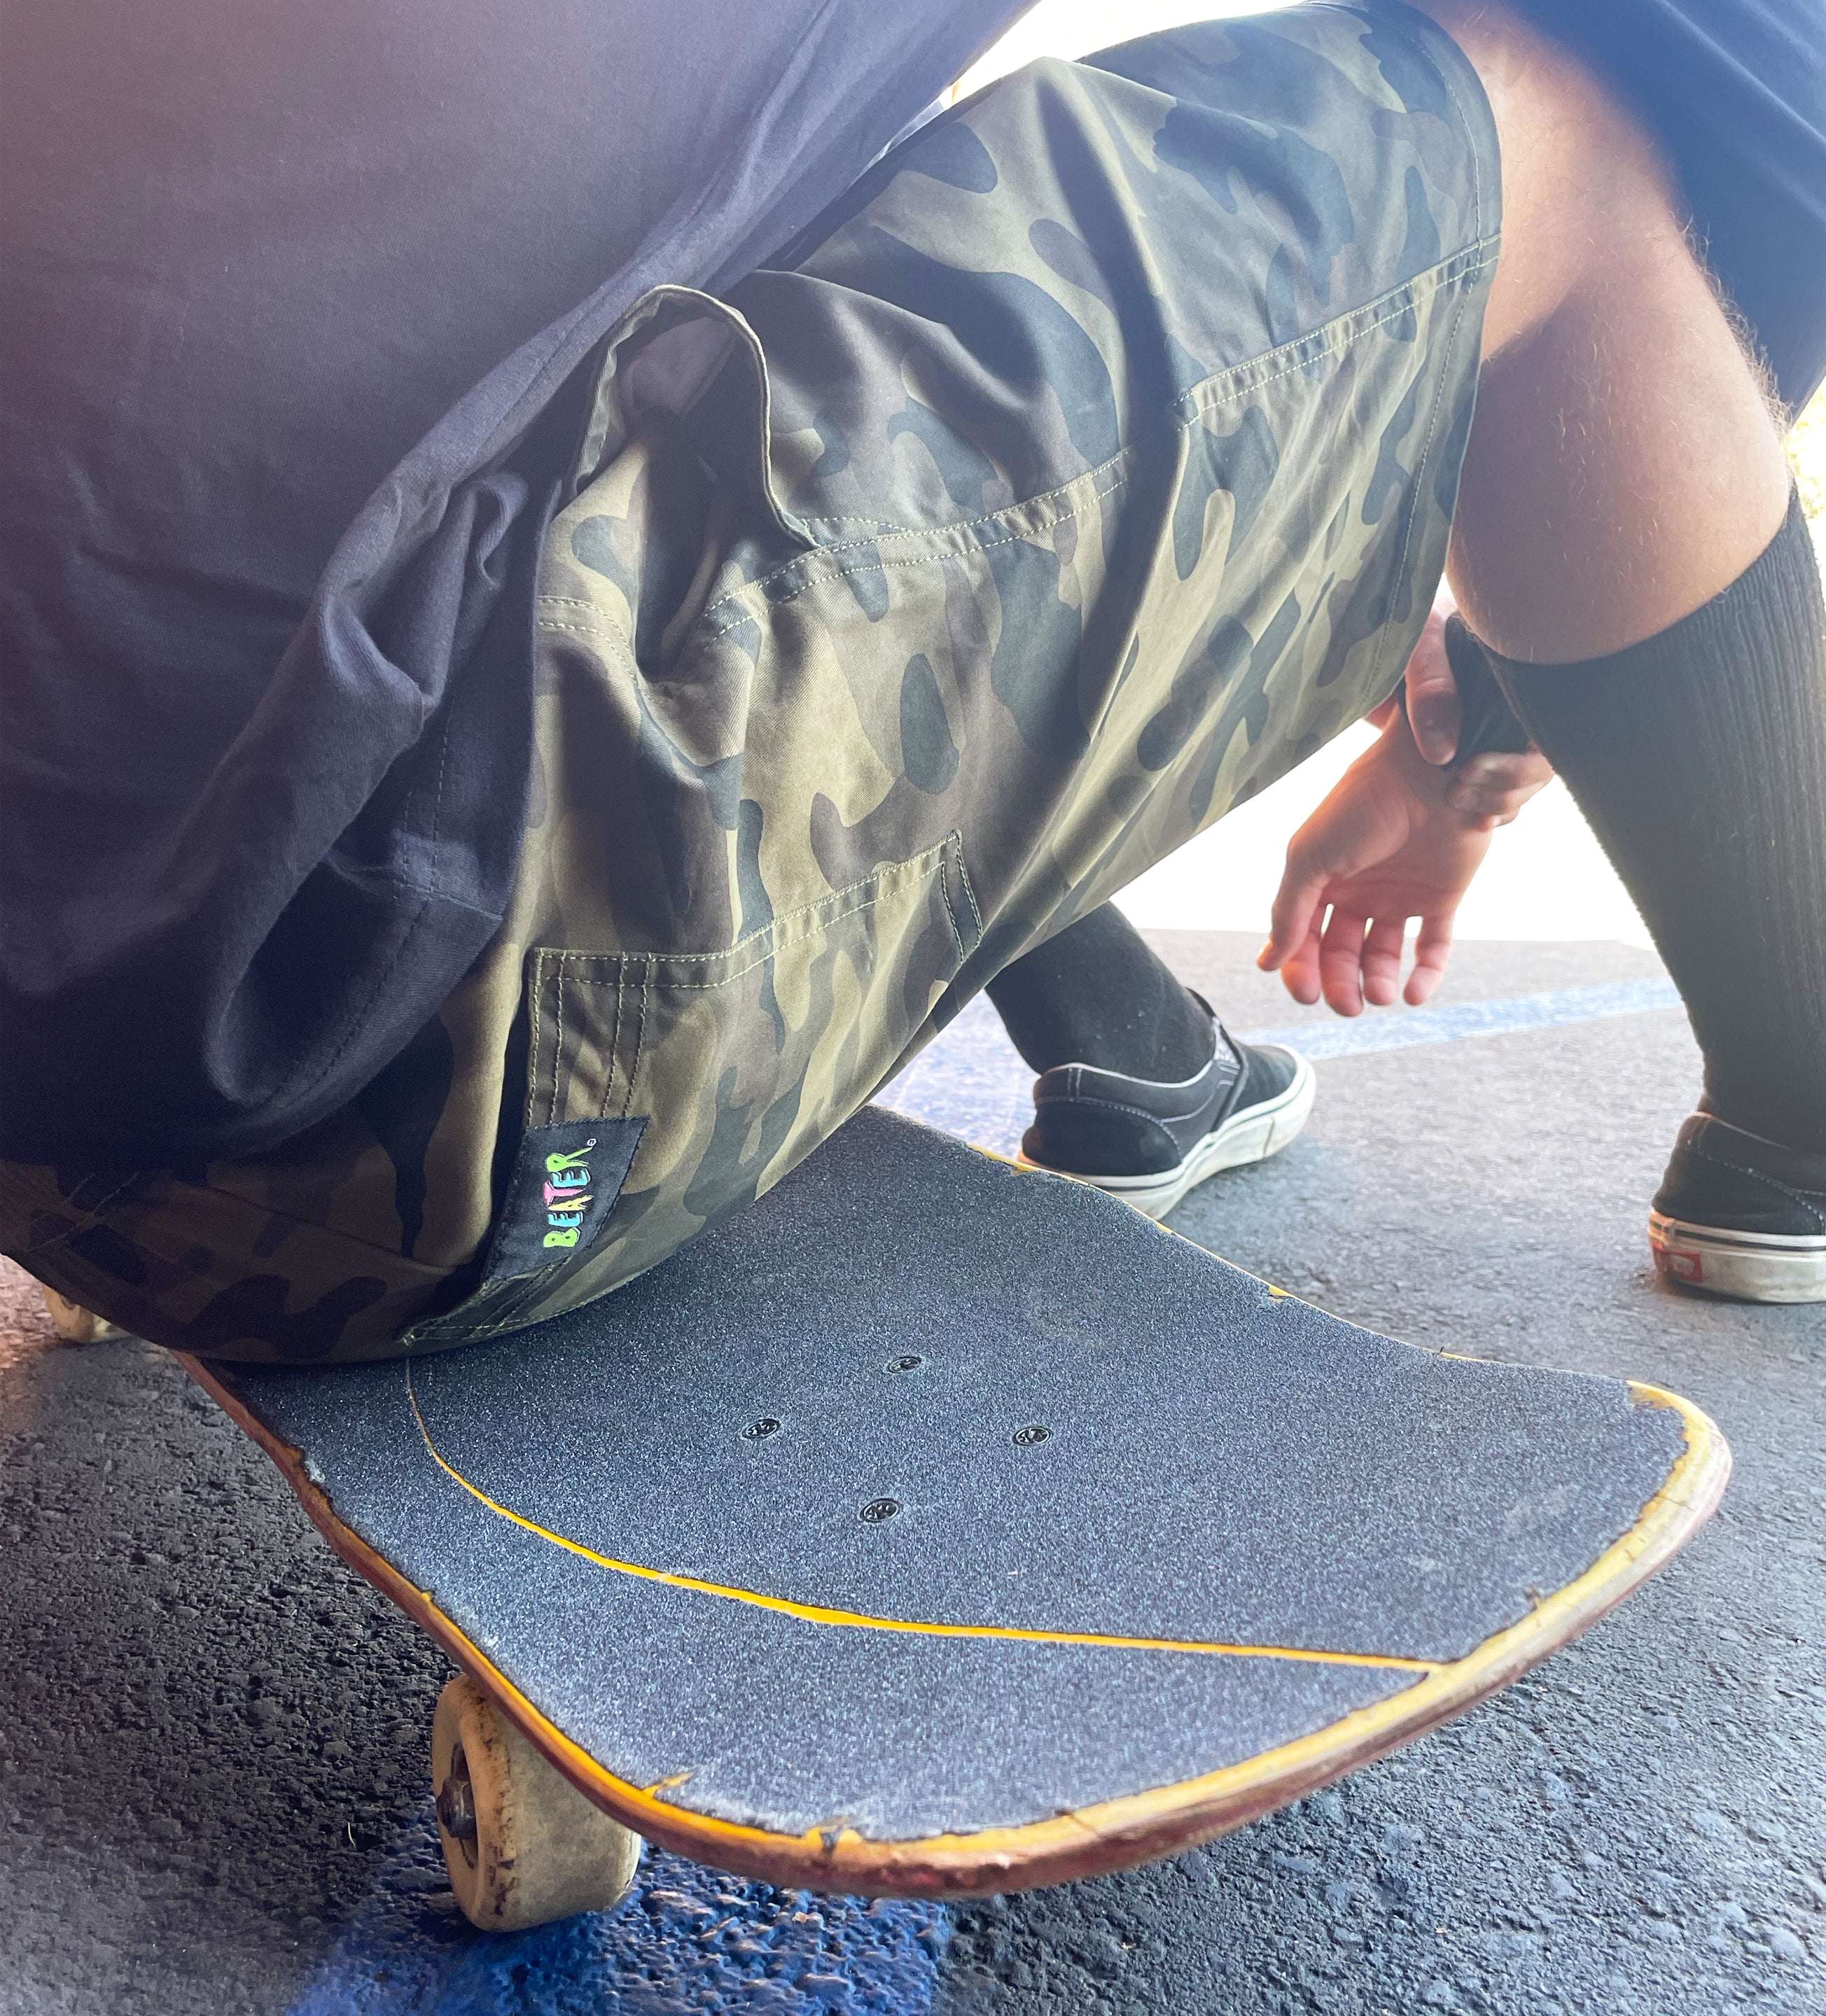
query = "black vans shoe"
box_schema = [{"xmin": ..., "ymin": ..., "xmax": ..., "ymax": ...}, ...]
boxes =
[
  {"xmin": 1019, "ymin": 1009, "xmax": 1315, "ymax": 1220},
  {"xmin": 1650, "ymin": 1113, "xmax": 1826, "ymax": 1303}
]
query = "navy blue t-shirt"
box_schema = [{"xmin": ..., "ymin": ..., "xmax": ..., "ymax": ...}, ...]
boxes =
[
  {"xmin": 0, "ymin": 0, "xmax": 1026, "ymax": 1163},
  {"xmin": 2, "ymin": 0, "xmax": 1821, "ymax": 1166}
]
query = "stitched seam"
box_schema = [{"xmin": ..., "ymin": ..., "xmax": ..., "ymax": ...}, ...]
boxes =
[
  {"xmin": 466, "ymin": 1260, "xmax": 566, "ymax": 1328},
  {"xmin": 625, "ymin": 960, "xmax": 650, "ymax": 1116},
  {"xmin": 1323, "ymin": 2, "xmax": 1493, "ymax": 249},
  {"xmin": 88, "ymin": 1180, "xmax": 141, "ymax": 1219},
  {"xmin": 700, "ymin": 462, "xmax": 1134, "ymax": 639},
  {"xmin": 544, "ymin": 841, "xmax": 951, "ymax": 981},
  {"xmin": 75, "ymin": 1178, "xmax": 141, "ymax": 1222},
  {"xmin": 537, "ymin": 617, "xmax": 639, "ymax": 643},
  {"xmin": 797, "ymin": 513, "xmax": 928, "ymax": 533},
  {"xmin": 1366, "ymin": 252, "xmax": 1475, "ymax": 691},
  {"xmin": 1034, "ymin": 1091, "xmax": 1219, "ymax": 1129},
  {"xmin": 690, "ymin": 253, "xmax": 1495, "ymax": 648},
  {"xmin": 938, "ymin": 855, "xmax": 965, "ymax": 966},
  {"xmin": 939, "ymin": 850, "xmax": 967, "ymax": 967},
  {"xmin": 558, "ymin": 886, "xmax": 919, "ymax": 992},
  {"xmin": 527, "ymin": 951, "xmax": 550, "ymax": 1129},
  {"xmin": 956, "ymin": 851, "xmax": 984, "ymax": 940},
  {"xmin": 1410, "ymin": 3, "xmax": 1495, "ymax": 246},
  {"xmin": 541, "ymin": 261, "xmax": 1494, "ymax": 669},
  {"xmin": 16, "ymin": 1177, "xmax": 145, "ymax": 1251},
  {"xmin": 37, "ymin": 1178, "xmax": 457, "ymax": 1277},
  {"xmin": 548, "ymin": 844, "xmax": 952, "ymax": 996},
  {"xmin": 1688, "ymin": 1142, "xmax": 1826, "ymax": 1228},
  {"xmin": 695, "ymin": 451, "xmax": 1132, "ymax": 622},
  {"xmin": 941, "ymin": 878, "xmax": 963, "ymax": 965},
  {"xmin": 1043, "ymin": 1052, "xmax": 1231, "ymax": 1100},
  {"xmin": 538, "ymin": 597, "xmax": 635, "ymax": 615},
  {"xmin": 424, "ymin": 699, "xmax": 454, "ymax": 902},
  {"xmin": 548, "ymin": 960, "xmax": 566, "ymax": 1128},
  {"xmin": 606, "ymin": 965, "xmax": 626, "ymax": 1121},
  {"xmin": 1176, "ymin": 244, "xmax": 1496, "ymax": 428},
  {"xmin": 598, "ymin": 966, "xmax": 620, "ymax": 1123}
]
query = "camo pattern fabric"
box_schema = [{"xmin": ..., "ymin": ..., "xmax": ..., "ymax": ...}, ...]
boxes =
[{"xmin": 1, "ymin": 2, "xmax": 1500, "ymax": 1360}]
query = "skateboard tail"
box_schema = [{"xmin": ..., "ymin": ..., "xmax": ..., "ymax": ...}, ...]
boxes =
[{"xmin": 180, "ymin": 1356, "xmax": 1727, "ymax": 1898}]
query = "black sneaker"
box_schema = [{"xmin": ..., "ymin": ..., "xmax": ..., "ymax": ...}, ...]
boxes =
[
  {"xmin": 1650, "ymin": 1113, "xmax": 1826, "ymax": 1303},
  {"xmin": 1018, "ymin": 1007, "xmax": 1316, "ymax": 1219}
]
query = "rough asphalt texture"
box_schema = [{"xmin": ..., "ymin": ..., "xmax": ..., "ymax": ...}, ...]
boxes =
[{"xmin": 1, "ymin": 932, "xmax": 1820, "ymax": 2015}]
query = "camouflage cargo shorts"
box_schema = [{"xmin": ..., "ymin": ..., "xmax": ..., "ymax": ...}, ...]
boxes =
[{"xmin": 5, "ymin": 1, "xmax": 1499, "ymax": 1360}]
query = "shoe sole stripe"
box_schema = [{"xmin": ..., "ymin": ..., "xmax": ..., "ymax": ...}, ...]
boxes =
[
  {"xmin": 1648, "ymin": 1212, "xmax": 1826, "ymax": 1303},
  {"xmin": 1061, "ymin": 1051, "xmax": 1318, "ymax": 1221}
]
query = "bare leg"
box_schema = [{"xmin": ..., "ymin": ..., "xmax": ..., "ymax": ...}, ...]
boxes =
[
  {"xmin": 1409, "ymin": 1, "xmax": 1792, "ymax": 662},
  {"xmin": 1402, "ymin": 3, "xmax": 1826, "ymax": 1304}
]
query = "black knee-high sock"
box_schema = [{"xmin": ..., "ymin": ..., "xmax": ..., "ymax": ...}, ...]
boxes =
[
  {"xmin": 1464, "ymin": 492, "xmax": 1826, "ymax": 1152},
  {"xmin": 986, "ymin": 904, "xmax": 1213, "ymax": 1079}
]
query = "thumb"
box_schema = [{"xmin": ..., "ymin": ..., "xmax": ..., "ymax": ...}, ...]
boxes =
[
  {"xmin": 1260, "ymin": 862, "xmax": 1327, "ymax": 971},
  {"xmin": 1403, "ymin": 608, "xmax": 1461, "ymax": 766}
]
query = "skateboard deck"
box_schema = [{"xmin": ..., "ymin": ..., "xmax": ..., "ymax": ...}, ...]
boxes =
[{"xmin": 184, "ymin": 1106, "xmax": 1727, "ymax": 1898}]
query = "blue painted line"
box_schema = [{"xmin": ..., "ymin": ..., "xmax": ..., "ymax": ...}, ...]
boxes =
[
  {"xmin": 1238, "ymin": 976, "xmax": 1682, "ymax": 1062},
  {"xmin": 287, "ymin": 1816, "xmax": 947, "ymax": 2016},
  {"xmin": 875, "ymin": 978, "xmax": 1682, "ymax": 1152}
]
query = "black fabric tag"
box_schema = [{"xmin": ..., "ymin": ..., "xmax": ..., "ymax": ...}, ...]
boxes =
[{"xmin": 482, "ymin": 1117, "xmax": 645, "ymax": 1284}]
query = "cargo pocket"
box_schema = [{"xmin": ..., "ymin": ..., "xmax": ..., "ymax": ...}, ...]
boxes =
[{"xmin": 409, "ymin": 832, "xmax": 980, "ymax": 1345}]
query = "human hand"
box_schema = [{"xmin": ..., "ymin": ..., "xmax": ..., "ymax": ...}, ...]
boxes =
[
  {"xmin": 1398, "ymin": 594, "xmax": 1554, "ymax": 823},
  {"xmin": 1257, "ymin": 706, "xmax": 1495, "ymax": 1013}
]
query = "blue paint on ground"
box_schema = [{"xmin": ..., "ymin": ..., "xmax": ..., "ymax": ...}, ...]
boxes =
[
  {"xmin": 288, "ymin": 1809, "xmax": 947, "ymax": 2016},
  {"xmin": 880, "ymin": 998, "xmax": 1036, "ymax": 1156},
  {"xmin": 1240, "ymin": 977, "xmax": 1682, "ymax": 1062},
  {"xmin": 874, "ymin": 979, "xmax": 1682, "ymax": 1149}
]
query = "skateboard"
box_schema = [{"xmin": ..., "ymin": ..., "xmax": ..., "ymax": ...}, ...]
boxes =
[{"xmin": 170, "ymin": 1105, "xmax": 1729, "ymax": 1931}]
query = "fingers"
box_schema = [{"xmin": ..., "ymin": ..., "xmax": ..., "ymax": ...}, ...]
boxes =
[
  {"xmin": 1301, "ymin": 907, "xmax": 1442, "ymax": 1014},
  {"xmin": 1271, "ymin": 904, "xmax": 1456, "ymax": 1013},
  {"xmin": 1445, "ymin": 748, "xmax": 1554, "ymax": 825},
  {"xmin": 1402, "ymin": 608, "xmax": 1462, "ymax": 766},
  {"xmin": 1360, "ymin": 914, "xmax": 1408, "ymax": 1007},
  {"xmin": 1277, "ymin": 924, "xmax": 1325, "ymax": 1006},
  {"xmin": 1318, "ymin": 907, "xmax": 1370, "ymax": 1017},
  {"xmin": 1405, "ymin": 910, "xmax": 1455, "ymax": 1005}
]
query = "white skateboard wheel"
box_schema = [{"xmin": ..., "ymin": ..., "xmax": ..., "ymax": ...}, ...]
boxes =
[
  {"xmin": 431, "ymin": 1675, "xmax": 641, "ymax": 1932},
  {"xmin": 40, "ymin": 1287, "xmax": 125, "ymax": 1343}
]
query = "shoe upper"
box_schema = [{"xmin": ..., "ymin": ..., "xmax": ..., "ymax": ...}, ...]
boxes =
[
  {"xmin": 1021, "ymin": 1014, "xmax": 1301, "ymax": 1178},
  {"xmin": 1653, "ymin": 1112, "xmax": 1826, "ymax": 1239}
]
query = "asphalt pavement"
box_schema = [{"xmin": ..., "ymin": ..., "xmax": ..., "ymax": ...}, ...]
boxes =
[{"xmin": 1, "ymin": 932, "xmax": 1820, "ymax": 2016}]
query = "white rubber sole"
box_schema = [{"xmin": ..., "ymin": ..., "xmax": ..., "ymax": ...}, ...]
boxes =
[
  {"xmin": 1648, "ymin": 1211, "xmax": 1826, "ymax": 1303},
  {"xmin": 1027, "ymin": 1048, "xmax": 1317, "ymax": 1222}
]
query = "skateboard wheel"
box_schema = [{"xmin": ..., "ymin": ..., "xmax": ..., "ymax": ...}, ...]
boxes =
[
  {"xmin": 431, "ymin": 1675, "xmax": 642, "ymax": 1931},
  {"xmin": 40, "ymin": 1288, "xmax": 125, "ymax": 1344}
]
